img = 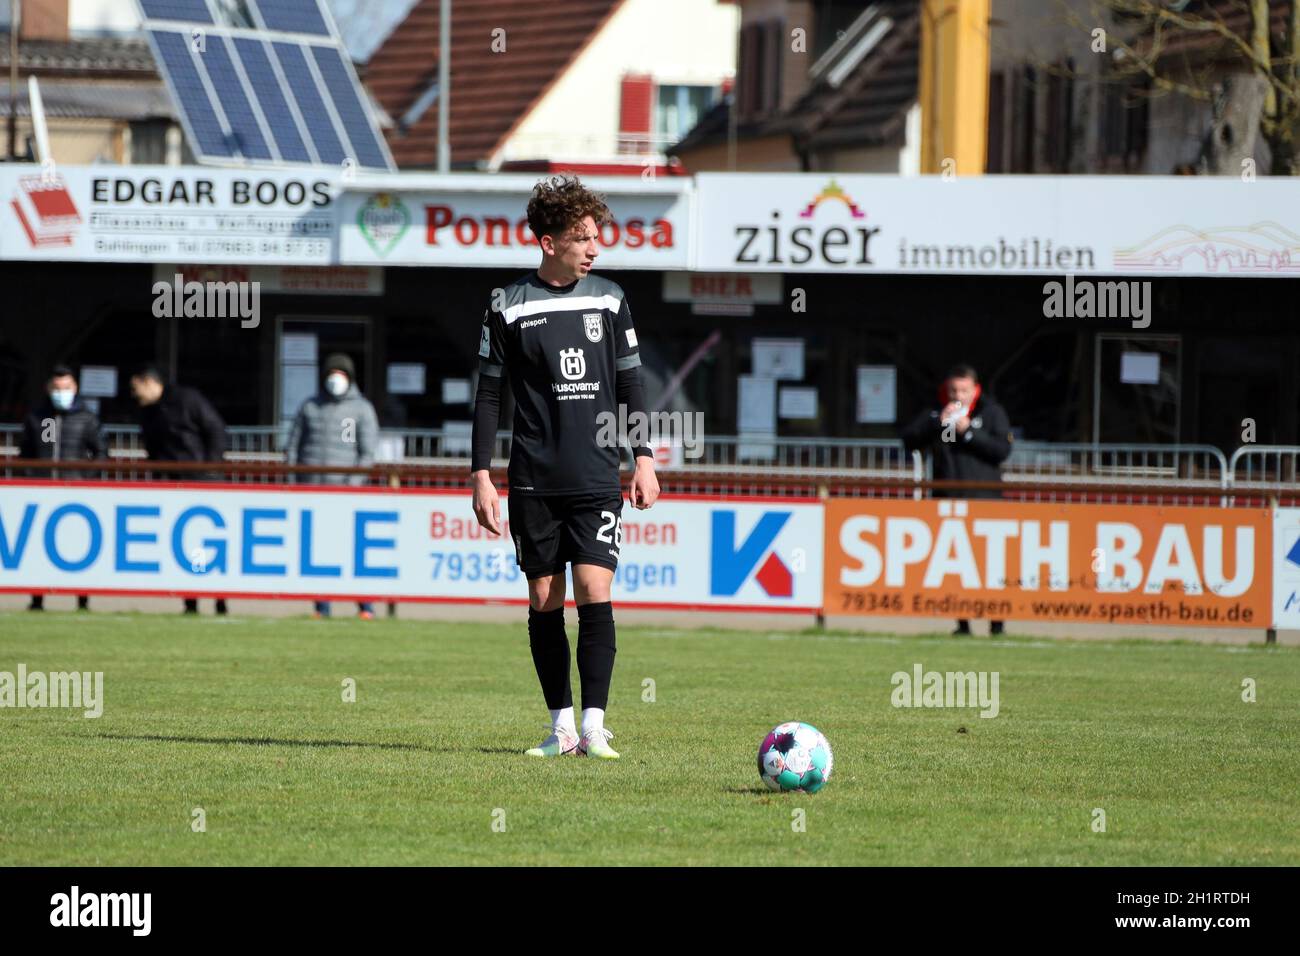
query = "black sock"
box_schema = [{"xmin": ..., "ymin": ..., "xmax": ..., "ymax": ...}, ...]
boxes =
[
  {"xmin": 576, "ymin": 601, "xmax": 616, "ymax": 712},
  {"xmin": 528, "ymin": 606, "xmax": 572, "ymax": 709}
]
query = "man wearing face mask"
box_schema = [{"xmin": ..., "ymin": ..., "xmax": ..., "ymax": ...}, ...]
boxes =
[
  {"xmin": 286, "ymin": 353, "xmax": 379, "ymax": 619},
  {"xmin": 20, "ymin": 365, "xmax": 103, "ymax": 612},
  {"xmin": 901, "ymin": 363, "xmax": 1013, "ymax": 636}
]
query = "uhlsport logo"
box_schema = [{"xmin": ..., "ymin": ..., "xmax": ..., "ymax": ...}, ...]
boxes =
[
  {"xmin": 710, "ymin": 510, "xmax": 793, "ymax": 598},
  {"xmin": 559, "ymin": 347, "xmax": 586, "ymax": 380}
]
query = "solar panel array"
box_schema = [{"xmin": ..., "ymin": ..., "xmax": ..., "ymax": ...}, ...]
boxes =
[
  {"xmin": 136, "ymin": 0, "xmax": 394, "ymax": 170},
  {"xmin": 140, "ymin": 0, "xmax": 214, "ymax": 24}
]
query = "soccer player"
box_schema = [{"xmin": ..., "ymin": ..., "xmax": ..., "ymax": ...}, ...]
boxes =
[{"xmin": 469, "ymin": 175, "xmax": 660, "ymax": 760}]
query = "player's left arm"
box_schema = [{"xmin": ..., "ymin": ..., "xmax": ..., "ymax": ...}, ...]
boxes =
[{"xmin": 614, "ymin": 296, "xmax": 659, "ymax": 510}]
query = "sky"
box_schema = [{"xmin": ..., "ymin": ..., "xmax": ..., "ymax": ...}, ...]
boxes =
[
  {"xmin": 325, "ymin": 0, "xmax": 422, "ymax": 63},
  {"xmin": 0, "ymin": 1, "xmax": 420, "ymax": 65}
]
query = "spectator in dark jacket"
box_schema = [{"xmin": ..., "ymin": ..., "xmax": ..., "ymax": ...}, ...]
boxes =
[
  {"xmin": 130, "ymin": 365, "xmax": 227, "ymax": 463},
  {"xmin": 130, "ymin": 365, "xmax": 228, "ymax": 616},
  {"xmin": 20, "ymin": 365, "xmax": 102, "ymax": 612},
  {"xmin": 901, "ymin": 363, "xmax": 1013, "ymax": 636}
]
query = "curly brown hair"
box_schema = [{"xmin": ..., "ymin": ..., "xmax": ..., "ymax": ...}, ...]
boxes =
[{"xmin": 526, "ymin": 174, "xmax": 610, "ymax": 241}]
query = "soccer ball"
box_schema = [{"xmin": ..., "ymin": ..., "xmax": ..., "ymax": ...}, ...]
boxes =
[{"xmin": 758, "ymin": 721, "xmax": 833, "ymax": 793}]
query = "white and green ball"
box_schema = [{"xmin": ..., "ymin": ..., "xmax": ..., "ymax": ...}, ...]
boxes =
[{"xmin": 757, "ymin": 721, "xmax": 833, "ymax": 793}]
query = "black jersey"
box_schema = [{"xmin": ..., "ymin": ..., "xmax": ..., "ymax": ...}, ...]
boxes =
[{"xmin": 477, "ymin": 271, "xmax": 642, "ymax": 495}]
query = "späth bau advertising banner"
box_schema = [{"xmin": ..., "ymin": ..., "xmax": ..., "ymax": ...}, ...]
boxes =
[
  {"xmin": 0, "ymin": 484, "xmax": 821, "ymax": 611},
  {"xmin": 825, "ymin": 499, "xmax": 1270, "ymax": 628}
]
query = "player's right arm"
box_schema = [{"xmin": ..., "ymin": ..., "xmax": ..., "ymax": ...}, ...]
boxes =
[{"xmin": 471, "ymin": 306, "xmax": 506, "ymax": 535}]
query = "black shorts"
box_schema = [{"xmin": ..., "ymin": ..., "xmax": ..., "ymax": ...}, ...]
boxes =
[{"xmin": 508, "ymin": 490, "xmax": 624, "ymax": 579}]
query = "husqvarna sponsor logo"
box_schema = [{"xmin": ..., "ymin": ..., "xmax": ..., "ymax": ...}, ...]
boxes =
[{"xmin": 559, "ymin": 348, "xmax": 586, "ymax": 380}]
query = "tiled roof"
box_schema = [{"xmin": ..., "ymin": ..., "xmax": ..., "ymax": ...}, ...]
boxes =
[
  {"xmin": 0, "ymin": 32, "xmax": 156, "ymax": 75},
  {"xmin": 364, "ymin": 0, "xmax": 626, "ymax": 168},
  {"xmin": 0, "ymin": 79, "xmax": 173, "ymax": 120},
  {"xmin": 792, "ymin": 2, "xmax": 918, "ymax": 150},
  {"xmin": 671, "ymin": 1, "xmax": 919, "ymax": 160}
]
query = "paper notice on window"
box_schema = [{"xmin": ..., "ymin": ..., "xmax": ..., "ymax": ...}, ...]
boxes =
[
  {"xmin": 752, "ymin": 338, "xmax": 804, "ymax": 380},
  {"xmin": 441, "ymin": 378, "xmax": 471, "ymax": 404},
  {"xmin": 79, "ymin": 366, "xmax": 117, "ymax": 398},
  {"xmin": 779, "ymin": 386, "xmax": 818, "ymax": 419},
  {"xmin": 1120, "ymin": 352, "xmax": 1160, "ymax": 385},
  {"xmin": 387, "ymin": 363, "xmax": 426, "ymax": 395},
  {"xmin": 738, "ymin": 375, "xmax": 777, "ymax": 432},
  {"xmin": 281, "ymin": 365, "xmax": 318, "ymax": 418},
  {"xmin": 281, "ymin": 332, "xmax": 317, "ymax": 364},
  {"xmin": 856, "ymin": 365, "xmax": 896, "ymax": 423}
]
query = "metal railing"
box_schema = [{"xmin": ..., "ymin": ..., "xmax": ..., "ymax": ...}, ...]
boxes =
[
  {"xmin": 2, "ymin": 423, "xmax": 1296, "ymax": 503},
  {"xmin": 1001, "ymin": 442, "xmax": 1229, "ymax": 506},
  {"xmin": 3, "ymin": 458, "xmax": 1295, "ymax": 511},
  {"xmin": 0, "ymin": 423, "xmax": 512, "ymax": 466},
  {"xmin": 1228, "ymin": 446, "xmax": 1300, "ymax": 506}
]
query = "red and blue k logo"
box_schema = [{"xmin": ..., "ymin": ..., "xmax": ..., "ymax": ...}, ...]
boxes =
[{"xmin": 710, "ymin": 510, "xmax": 793, "ymax": 598}]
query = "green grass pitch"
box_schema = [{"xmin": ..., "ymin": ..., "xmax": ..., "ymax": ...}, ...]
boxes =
[{"xmin": 1, "ymin": 611, "xmax": 1297, "ymax": 866}]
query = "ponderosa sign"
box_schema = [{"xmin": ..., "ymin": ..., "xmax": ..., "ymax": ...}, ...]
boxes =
[
  {"xmin": 337, "ymin": 179, "xmax": 691, "ymax": 268},
  {"xmin": 423, "ymin": 205, "xmax": 674, "ymax": 251}
]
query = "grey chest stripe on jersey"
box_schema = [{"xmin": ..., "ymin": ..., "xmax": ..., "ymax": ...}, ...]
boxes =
[{"xmin": 502, "ymin": 293, "xmax": 623, "ymax": 325}]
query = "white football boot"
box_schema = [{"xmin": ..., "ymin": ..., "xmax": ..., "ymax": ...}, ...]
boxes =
[
  {"xmin": 578, "ymin": 727, "xmax": 620, "ymax": 759},
  {"xmin": 525, "ymin": 727, "xmax": 580, "ymax": 758}
]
